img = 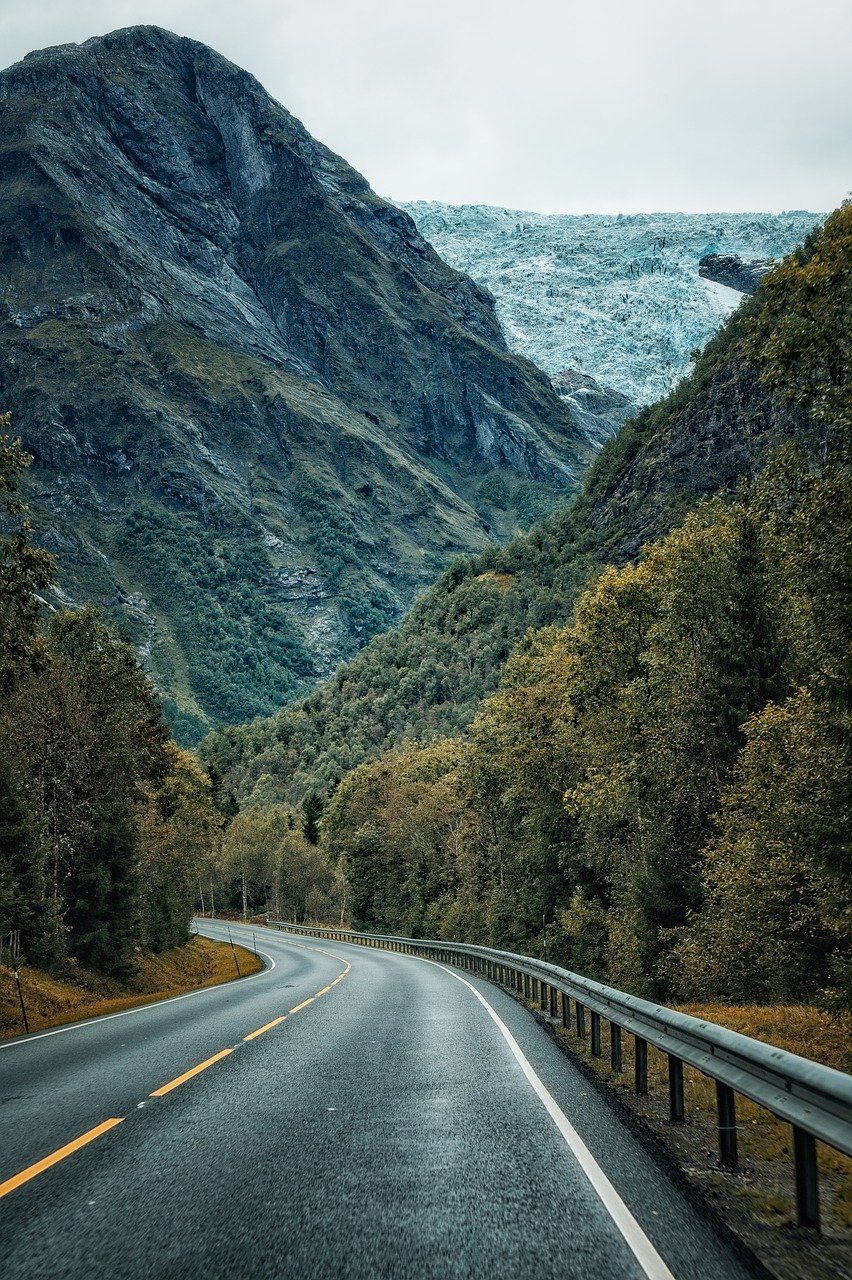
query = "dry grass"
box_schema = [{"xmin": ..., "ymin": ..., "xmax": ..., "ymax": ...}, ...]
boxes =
[
  {"xmin": 475, "ymin": 570, "xmax": 515, "ymax": 591},
  {"xmin": 0, "ymin": 936, "xmax": 264, "ymax": 1039}
]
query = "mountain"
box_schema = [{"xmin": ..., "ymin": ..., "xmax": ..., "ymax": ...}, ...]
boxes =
[
  {"xmin": 402, "ymin": 203, "xmax": 821, "ymax": 408},
  {"xmin": 202, "ymin": 211, "xmax": 838, "ymax": 808},
  {"xmin": 0, "ymin": 27, "xmax": 590, "ymax": 742}
]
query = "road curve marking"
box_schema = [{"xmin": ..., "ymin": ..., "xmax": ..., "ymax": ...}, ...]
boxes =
[
  {"xmin": 150, "ymin": 1048, "xmax": 234, "ymax": 1097},
  {"xmin": 289, "ymin": 998, "xmax": 315, "ymax": 1013},
  {"xmin": 0, "ymin": 949, "xmax": 276, "ymax": 1052},
  {"xmin": 0, "ymin": 1118, "xmax": 123, "ymax": 1201},
  {"xmin": 425, "ymin": 961, "xmax": 677, "ymax": 1280},
  {"xmin": 244, "ymin": 1015, "xmax": 288, "ymax": 1041}
]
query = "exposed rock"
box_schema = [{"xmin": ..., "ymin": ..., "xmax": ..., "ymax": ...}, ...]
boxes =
[
  {"xmin": 698, "ymin": 253, "xmax": 775, "ymax": 294},
  {"xmin": 551, "ymin": 370, "xmax": 635, "ymax": 449}
]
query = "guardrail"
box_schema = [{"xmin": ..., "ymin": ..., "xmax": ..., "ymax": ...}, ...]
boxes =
[{"xmin": 268, "ymin": 920, "xmax": 852, "ymax": 1232}]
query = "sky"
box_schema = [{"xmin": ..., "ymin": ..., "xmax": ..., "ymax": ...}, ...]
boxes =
[{"xmin": 1, "ymin": 0, "xmax": 849, "ymax": 214}]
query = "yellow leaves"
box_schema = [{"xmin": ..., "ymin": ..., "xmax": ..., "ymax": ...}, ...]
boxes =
[{"xmin": 744, "ymin": 201, "xmax": 852, "ymax": 431}]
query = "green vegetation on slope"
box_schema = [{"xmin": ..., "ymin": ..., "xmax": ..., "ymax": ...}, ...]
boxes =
[
  {"xmin": 210, "ymin": 204, "xmax": 851, "ymax": 1013},
  {"xmin": 323, "ymin": 451, "xmax": 850, "ymax": 1006},
  {"xmin": 1, "ymin": 29, "xmax": 591, "ymax": 744},
  {"xmin": 112, "ymin": 503, "xmax": 315, "ymax": 739}
]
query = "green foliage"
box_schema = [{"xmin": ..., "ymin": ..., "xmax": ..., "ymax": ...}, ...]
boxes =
[
  {"xmin": 0, "ymin": 749, "xmax": 47, "ymax": 961},
  {"xmin": 204, "ymin": 209, "xmax": 844, "ymax": 814},
  {"xmin": 1, "ymin": 607, "xmax": 226, "ymax": 976},
  {"xmin": 322, "ymin": 457, "xmax": 849, "ymax": 1007},
  {"xmin": 112, "ymin": 503, "xmax": 315, "ymax": 729},
  {"xmin": 292, "ymin": 472, "xmax": 359, "ymax": 587},
  {"xmin": 322, "ymin": 743, "xmax": 466, "ymax": 936},
  {"xmin": 218, "ymin": 204, "xmax": 849, "ymax": 1007},
  {"xmin": 1, "ymin": 441, "xmax": 225, "ymax": 977},
  {"xmin": 0, "ymin": 417, "xmax": 55, "ymax": 691},
  {"xmin": 221, "ymin": 804, "xmax": 341, "ymax": 922},
  {"xmin": 201, "ymin": 533, "xmax": 599, "ymax": 808},
  {"xmin": 139, "ymin": 744, "xmax": 225, "ymax": 951},
  {"xmin": 674, "ymin": 690, "xmax": 851, "ymax": 1003},
  {"xmin": 745, "ymin": 202, "xmax": 851, "ymax": 441}
]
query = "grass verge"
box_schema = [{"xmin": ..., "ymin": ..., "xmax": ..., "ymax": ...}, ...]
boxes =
[{"xmin": 0, "ymin": 936, "xmax": 264, "ymax": 1040}]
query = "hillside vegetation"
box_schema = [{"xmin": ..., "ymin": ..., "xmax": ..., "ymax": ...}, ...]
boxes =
[{"xmin": 0, "ymin": 424, "xmax": 226, "ymax": 976}]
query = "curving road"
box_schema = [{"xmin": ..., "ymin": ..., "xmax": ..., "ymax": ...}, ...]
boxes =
[{"xmin": 0, "ymin": 920, "xmax": 761, "ymax": 1279}]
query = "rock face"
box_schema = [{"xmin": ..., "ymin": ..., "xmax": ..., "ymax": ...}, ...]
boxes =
[
  {"xmin": 551, "ymin": 370, "xmax": 635, "ymax": 450},
  {"xmin": 698, "ymin": 253, "xmax": 774, "ymax": 293},
  {"xmin": 0, "ymin": 26, "xmax": 591, "ymax": 741}
]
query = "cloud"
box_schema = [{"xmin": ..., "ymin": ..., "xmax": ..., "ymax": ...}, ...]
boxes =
[{"xmin": 2, "ymin": 0, "xmax": 849, "ymax": 212}]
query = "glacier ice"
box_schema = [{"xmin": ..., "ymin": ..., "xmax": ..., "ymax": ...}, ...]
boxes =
[{"xmin": 403, "ymin": 203, "xmax": 822, "ymax": 408}]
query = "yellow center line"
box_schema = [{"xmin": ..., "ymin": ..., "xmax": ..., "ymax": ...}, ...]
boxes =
[
  {"xmin": 0, "ymin": 952, "xmax": 354, "ymax": 1202},
  {"xmin": 0, "ymin": 1117, "xmax": 123, "ymax": 1201},
  {"xmin": 150, "ymin": 1048, "xmax": 234, "ymax": 1097},
  {"xmin": 243, "ymin": 1015, "xmax": 287, "ymax": 1042},
  {"xmin": 289, "ymin": 997, "xmax": 315, "ymax": 1013}
]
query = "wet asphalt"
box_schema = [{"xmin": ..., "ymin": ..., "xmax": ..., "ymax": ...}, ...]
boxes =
[{"xmin": 0, "ymin": 920, "xmax": 760, "ymax": 1279}]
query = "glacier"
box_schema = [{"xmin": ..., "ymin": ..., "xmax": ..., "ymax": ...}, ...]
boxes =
[{"xmin": 403, "ymin": 203, "xmax": 822, "ymax": 409}]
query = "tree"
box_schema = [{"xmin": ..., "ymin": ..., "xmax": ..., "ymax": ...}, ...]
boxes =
[
  {"xmin": 0, "ymin": 418, "xmax": 55, "ymax": 690},
  {"xmin": 675, "ymin": 691, "xmax": 851, "ymax": 1004},
  {"xmin": 139, "ymin": 744, "xmax": 224, "ymax": 950},
  {"xmin": 745, "ymin": 202, "xmax": 851, "ymax": 443}
]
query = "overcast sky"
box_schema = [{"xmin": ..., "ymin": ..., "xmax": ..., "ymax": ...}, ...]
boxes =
[{"xmin": 2, "ymin": 0, "xmax": 849, "ymax": 214}]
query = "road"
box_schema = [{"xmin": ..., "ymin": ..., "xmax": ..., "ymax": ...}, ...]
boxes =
[{"xmin": 0, "ymin": 920, "xmax": 762, "ymax": 1279}]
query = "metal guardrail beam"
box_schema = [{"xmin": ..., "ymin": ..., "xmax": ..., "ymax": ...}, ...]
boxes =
[{"xmin": 268, "ymin": 920, "xmax": 852, "ymax": 1231}]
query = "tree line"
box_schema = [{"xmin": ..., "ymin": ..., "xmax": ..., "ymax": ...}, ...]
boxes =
[{"xmin": 322, "ymin": 448, "xmax": 850, "ymax": 1006}]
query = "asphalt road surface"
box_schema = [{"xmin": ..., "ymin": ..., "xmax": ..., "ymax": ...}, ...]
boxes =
[{"xmin": 0, "ymin": 920, "xmax": 761, "ymax": 1279}]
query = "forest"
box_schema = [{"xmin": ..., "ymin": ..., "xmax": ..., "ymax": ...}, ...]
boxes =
[{"xmin": 0, "ymin": 424, "xmax": 341, "ymax": 979}]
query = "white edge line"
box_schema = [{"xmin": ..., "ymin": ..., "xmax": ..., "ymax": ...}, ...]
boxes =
[
  {"xmin": 422, "ymin": 959, "xmax": 677, "ymax": 1280},
  {"xmin": 0, "ymin": 946, "xmax": 276, "ymax": 1051}
]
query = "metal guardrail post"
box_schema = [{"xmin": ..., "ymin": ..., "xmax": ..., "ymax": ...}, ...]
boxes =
[
  {"xmin": 561, "ymin": 991, "xmax": 570, "ymax": 1029},
  {"xmin": 610, "ymin": 1023, "xmax": 622, "ymax": 1073},
  {"xmin": 635, "ymin": 1036, "xmax": 648, "ymax": 1094},
  {"xmin": 576, "ymin": 1002, "xmax": 587, "ymax": 1039},
  {"xmin": 793, "ymin": 1125, "xmax": 820, "ymax": 1230},
  {"xmin": 540, "ymin": 981, "xmax": 548, "ymax": 1012},
  {"xmin": 668, "ymin": 1054, "xmax": 685, "ymax": 1122},
  {"xmin": 590, "ymin": 1011, "xmax": 602, "ymax": 1057},
  {"xmin": 549, "ymin": 984, "xmax": 558, "ymax": 1019},
  {"xmin": 716, "ymin": 1081, "xmax": 738, "ymax": 1167}
]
